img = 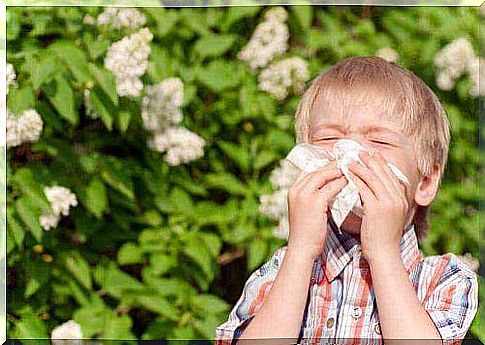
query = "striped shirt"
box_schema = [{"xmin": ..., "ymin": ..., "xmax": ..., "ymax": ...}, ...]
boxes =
[{"xmin": 215, "ymin": 219, "xmax": 478, "ymax": 344}]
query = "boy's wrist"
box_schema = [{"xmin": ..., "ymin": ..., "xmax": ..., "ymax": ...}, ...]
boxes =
[{"xmin": 286, "ymin": 243, "xmax": 319, "ymax": 263}]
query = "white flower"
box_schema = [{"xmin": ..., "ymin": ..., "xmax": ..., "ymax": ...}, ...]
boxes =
[
  {"xmin": 237, "ymin": 7, "xmax": 289, "ymax": 70},
  {"xmin": 83, "ymin": 89, "xmax": 100, "ymax": 119},
  {"xmin": 434, "ymin": 37, "xmax": 475, "ymax": 79},
  {"xmin": 436, "ymin": 71, "xmax": 455, "ymax": 91},
  {"xmin": 147, "ymin": 126, "xmax": 206, "ymax": 166},
  {"xmin": 6, "ymin": 63, "xmax": 17, "ymax": 94},
  {"xmin": 82, "ymin": 14, "xmax": 97, "ymax": 25},
  {"xmin": 51, "ymin": 320, "xmax": 83, "ymax": 345},
  {"xmin": 375, "ymin": 47, "xmax": 399, "ymax": 63},
  {"xmin": 434, "ymin": 37, "xmax": 481, "ymax": 97},
  {"xmin": 269, "ymin": 159, "xmax": 301, "ymax": 190},
  {"xmin": 466, "ymin": 56, "xmax": 484, "ymax": 97},
  {"xmin": 6, "ymin": 108, "xmax": 43, "ymax": 148},
  {"xmin": 104, "ymin": 27, "xmax": 153, "ymax": 98},
  {"xmin": 457, "ymin": 253, "xmax": 479, "ymax": 273},
  {"xmin": 141, "ymin": 78, "xmax": 184, "ymax": 132},
  {"xmin": 263, "ymin": 6, "xmax": 288, "ymax": 23},
  {"xmin": 96, "ymin": 7, "xmax": 146, "ymax": 29},
  {"xmin": 258, "ymin": 57, "xmax": 310, "ymax": 100},
  {"xmin": 44, "ymin": 186, "xmax": 78, "ymax": 217},
  {"xmin": 258, "ymin": 158, "xmax": 302, "ymax": 241},
  {"xmin": 39, "ymin": 212, "xmax": 61, "ymax": 231}
]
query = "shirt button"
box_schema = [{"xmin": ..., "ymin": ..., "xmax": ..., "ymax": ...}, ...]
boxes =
[
  {"xmin": 352, "ymin": 306, "xmax": 362, "ymax": 319},
  {"xmin": 326, "ymin": 317, "xmax": 335, "ymax": 328},
  {"xmin": 374, "ymin": 322, "xmax": 381, "ymax": 335}
]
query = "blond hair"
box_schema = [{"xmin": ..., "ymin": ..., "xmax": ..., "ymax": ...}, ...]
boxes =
[{"xmin": 294, "ymin": 56, "xmax": 451, "ymax": 241}]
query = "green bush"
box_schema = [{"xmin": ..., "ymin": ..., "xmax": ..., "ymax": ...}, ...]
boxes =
[{"xmin": 5, "ymin": 5, "xmax": 481, "ymax": 341}]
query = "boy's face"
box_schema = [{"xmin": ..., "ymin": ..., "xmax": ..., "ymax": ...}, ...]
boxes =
[{"xmin": 309, "ymin": 94, "xmax": 424, "ymax": 238}]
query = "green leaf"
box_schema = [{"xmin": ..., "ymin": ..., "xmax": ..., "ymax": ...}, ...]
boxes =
[
  {"xmin": 89, "ymin": 86, "xmax": 114, "ymax": 131},
  {"xmin": 7, "ymin": 85, "xmax": 36, "ymax": 116},
  {"xmin": 149, "ymin": 253, "xmax": 177, "ymax": 276},
  {"xmin": 199, "ymin": 232, "xmax": 222, "ymax": 257},
  {"xmin": 254, "ymin": 149, "xmax": 278, "ymax": 170},
  {"xmin": 203, "ymin": 172, "xmax": 248, "ymax": 196},
  {"xmin": 169, "ymin": 187, "xmax": 194, "ymax": 214},
  {"xmin": 15, "ymin": 197, "xmax": 43, "ymax": 242},
  {"xmin": 182, "ymin": 233, "xmax": 215, "ymax": 280},
  {"xmin": 218, "ymin": 140, "xmax": 251, "ymax": 173},
  {"xmin": 24, "ymin": 261, "xmax": 50, "ymax": 298},
  {"xmin": 144, "ymin": 7, "xmax": 178, "ymax": 38},
  {"xmin": 43, "ymin": 73, "xmax": 78, "ymax": 125},
  {"xmin": 101, "ymin": 157, "xmax": 135, "ymax": 201},
  {"xmin": 118, "ymin": 110, "xmax": 131, "ymax": 134},
  {"xmin": 247, "ymin": 239, "xmax": 268, "ymax": 271},
  {"xmin": 135, "ymin": 292, "xmax": 181, "ymax": 321},
  {"xmin": 29, "ymin": 52, "xmax": 59, "ymax": 91},
  {"xmin": 12, "ymin": 168, "xmax": 51, "ymax": 213},
  {"xmin": 118, "ymin": 242, "xmax": 144, "ymax": 265},
  {"xmin": 62, "ymin": 251, "xmax": 92, "ymax": 290},
  {"xmin": 85, "ymin": 177, "xmax": 108, "ymax": 219},
  {"xmin": 193, "ymin": 34, "xmax": 237, "ymax": 59},
  {"xmin": 196, "ymin": 60, "xmax": 241, "ymax": 92},
  {"xmin": 48, "ymin": 40, "xmax": 93, "ymax": 84},
  {"xmin": 88, "ymin": 63, "xmax": 118, "ymax": 106},
  {"xmin": 11, "ymin": 313, "xmax": 48, "ymax": 338},
  {"xmin": 191, "ymin": 294, "xmax": 230, "ymax": 314},
  {"xmin": 222, "ymin": 6, "xmax": 261, "ymax": 30},
  {"xmin": 291, "ymin": 5, "xmax": 313, "ymax": 30},
  {"xmin": 94, "ymin": 261, "xmax": 144, "ymax": 299}
]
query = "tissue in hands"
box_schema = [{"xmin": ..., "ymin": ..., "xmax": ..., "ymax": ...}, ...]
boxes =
[{"xmin": 285, "ymin": 139, "xmax": 410, "ymax": 231}]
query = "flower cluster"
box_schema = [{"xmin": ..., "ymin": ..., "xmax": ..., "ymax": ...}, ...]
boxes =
[
  {"xmin": 237, "ymin": 6, "xmax": 289, "ymax": 70},
  {"xmin": 141, "ymin": 78, "xmax": 184, "ymax": 132},
  {"xmin": 147, "ymin": 126, "xmax": 206, "ymax": 166},
  {"xmin": 258, "ymin": 57, "xmax": 310, "ymax": 101},
  {"xmin": 6, "ymin": 62, "xmax": 17, "ymax": 94},
  {"xmin": 39, "ymin": 185, "xmax": 78, "ymax": 231},
  {"xmin": 259, "ymin": 159, "xmax": 301, "ymax": 240},
  {"xmin": 104, "ymin": 27, "xmax": 153, "ymax": 98},
  {"xmin": 6, "ymin": 108, "xmax": 43, "ymax": 148},
  {"xmin": 434, "ymin": 37, "xmax": 482, "ymax": 97},
  {"xmin": 95, "ymin": 7, "xmax": 146, "ymax": 29},
  {"xmin": 51, "ymin": 320, "xmax": 83, "ymax": 345},
  {"xmin": 83, "ymin": 89, "xmax": 100, "ymax": 119},
  {"xmin": 238, "ymin": 7, "xmax": 310, "ymax": 100},
  {"xmin": 375, "ymin": 47, "xmax": 399, "ymax": 63},
  {"xmin": 142, "ymin": 78, "xmax": 206, "ymax": 166}
]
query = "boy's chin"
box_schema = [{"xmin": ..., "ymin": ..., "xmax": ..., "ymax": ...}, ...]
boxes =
[{"xmin": 339, "ymin": 212, "xmax": 362, "ymax": 239}]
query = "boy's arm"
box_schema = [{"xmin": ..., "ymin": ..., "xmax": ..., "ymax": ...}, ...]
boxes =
[
  {"xmin": 234, "ymin": 245, "xmax": 315, "ymax": 345},
  {"xmin": 369, "ymin": 251, "xmax": 478, "ymax": 345}
]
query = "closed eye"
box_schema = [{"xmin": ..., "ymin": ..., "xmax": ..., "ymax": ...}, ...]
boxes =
[{"xmin": 370, "ymin": 140, "xmax": 393, "ymax": 146}]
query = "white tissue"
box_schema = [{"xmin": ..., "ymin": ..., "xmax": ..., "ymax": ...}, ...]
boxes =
[{"xmin": 285, "ymin": 139, "xmax": 410, "ymax": 232}]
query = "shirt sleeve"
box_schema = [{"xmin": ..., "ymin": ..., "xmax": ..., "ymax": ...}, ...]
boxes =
[
  {"xmin": 423, "ymin": 254, "xmax": 479, "ymax": 345},
  {"xmin": 214, "ymin": 246, "xmax": 287, "ymax": 345}
]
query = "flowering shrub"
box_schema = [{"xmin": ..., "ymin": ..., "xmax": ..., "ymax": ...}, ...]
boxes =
[{"xmin": 5, "ymin": 5, "xmax": 481, "ymax": 341}]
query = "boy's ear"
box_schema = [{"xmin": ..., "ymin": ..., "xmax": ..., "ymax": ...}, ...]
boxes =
[{"xmin": 414, "ymin": 164, "xmax": 441, "ymax": 207}]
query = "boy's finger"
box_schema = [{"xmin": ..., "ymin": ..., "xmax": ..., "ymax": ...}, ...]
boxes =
[
  {"xmin": 300, "ymin": 164, "xmax": 343, "ymax": 193},
  {"xmin": 292, "ymin": 160, "xmax": 340, "ymax": 189},
  {"xmin": 358, "ymin": 151, "xmax": 394, "ymax": 196},
  {"xmin": 317, "ymin": 176, "xmax": 348, "ymax": 200},
  {"xmin": 347, "ymin": 159, "xmax": 386, "ymax": 200},
  {"xmin": 348, "ymin": 170, "xmax": 377, "ymax": 204}
]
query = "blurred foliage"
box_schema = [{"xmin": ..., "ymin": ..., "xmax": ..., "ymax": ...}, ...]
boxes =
[{"xmin": 4, "ymin": 5, "xmax": 481, "ymax": 342}]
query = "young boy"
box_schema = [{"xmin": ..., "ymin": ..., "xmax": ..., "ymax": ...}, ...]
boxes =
[{"xmin": 214, "ymin": 56, "xmax": 478, "ymax": 345}]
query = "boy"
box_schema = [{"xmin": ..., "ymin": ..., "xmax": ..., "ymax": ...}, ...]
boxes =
[{"xmin": 214, "ymin": 56, "xmax": 478, "ymax": 345}]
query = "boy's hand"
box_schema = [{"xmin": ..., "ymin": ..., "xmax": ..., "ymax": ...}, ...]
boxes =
[
  {"xmin": 287, "ymin": 160, "xmax": 348, "ymax": 261},
  {"xmin": 347, "ymin": 151, "xmax": 410, "ymax": 264}
]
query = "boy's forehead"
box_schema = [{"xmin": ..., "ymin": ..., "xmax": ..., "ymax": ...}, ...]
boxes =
[{"xmin": 309, "ymin": 101, "xmax": 403, "ymax": 132}]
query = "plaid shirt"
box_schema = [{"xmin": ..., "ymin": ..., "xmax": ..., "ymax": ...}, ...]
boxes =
[{"xmin": 215, "ymin": 218, "xmax": 478, "ymax": 344}]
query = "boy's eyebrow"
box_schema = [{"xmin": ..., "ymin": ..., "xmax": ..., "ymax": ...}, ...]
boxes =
[{"xmin": 311, "ymin": 124, "xmax": 402, "ymax": 137}]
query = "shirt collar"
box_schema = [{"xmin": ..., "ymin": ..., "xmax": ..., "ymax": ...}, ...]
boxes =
[{"xmin": 318, "ymin": 217, "xmax": 422, "ymax": 283}]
